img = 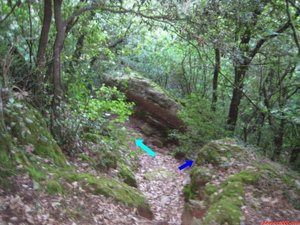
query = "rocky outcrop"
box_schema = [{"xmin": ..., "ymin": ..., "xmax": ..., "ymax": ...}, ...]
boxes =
[
  {"xmin": 104, "ymin": 71, "xmax": 185, "ymax": 131},
  {"xmin": 182, "ymin": 139, "xmax": 300, "ymax": 225}
]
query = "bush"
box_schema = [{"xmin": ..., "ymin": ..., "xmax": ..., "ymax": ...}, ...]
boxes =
[{"xmin": 171, "ymin": 94, "xmax": 227, "ymax": 156}]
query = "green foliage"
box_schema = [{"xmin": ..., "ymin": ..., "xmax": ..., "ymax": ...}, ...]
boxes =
[
  {"xmin": 78, "ymin": 85, "xmax": 134, "ymax": 124},
  {"xmin": 183, "ymin": 184, "xmax": 196, "ymax": 201},
  {"xmin": 172, "ymin": 94, "xmax": 227, "ymax": 155}
]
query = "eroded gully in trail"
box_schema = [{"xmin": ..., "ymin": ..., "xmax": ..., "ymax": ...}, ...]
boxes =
[
  {"xmin": 127, "ymin": 117, "xmax": 190, "ymax": 225},
  {"xmin": 135, "ymin": 152, "xmax": 189, "ymax": 225}
]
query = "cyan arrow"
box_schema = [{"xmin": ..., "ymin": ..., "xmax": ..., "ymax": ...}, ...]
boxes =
[
  {"xmin": 135, "ymin": 139, "xmax": 156, "ymax": 157},
  {"xmin": 178, "ymin": 160, "xmax": 194, "ymax": 170}
]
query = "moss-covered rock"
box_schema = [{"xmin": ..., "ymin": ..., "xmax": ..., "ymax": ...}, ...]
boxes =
[
  {"xmin": 225, "ymin": 170, "xmax": 260, "ymax": 185},
  {"xmin": 183, "ymin": 184, "xmax": 196, "ymax": 201},
  {"xmin": 202, "ymin": 170, "xmax": 260, "ymax": 225},
  {"xmin": 190, "ymin": 167, "xmax": 213, "ymax": 192},
  {"xmin": 196, "ymin": 139, "xmax": 243, "ymax": 166},
  {"xmin": 4, "ymin": 101, "xmax": 66, "ymax": 165},
  {"xmin": 204, "ymin": 183, "xmax": 218, "ymax": 196},
  {"xmin": 118, "ymin": 163, "xmax": 137, "ymax": 187},
  {"xmin": 104, "ymin": 71, "xmax": 185, "ymax": 133},
  {"xmin": 63, "ymin": 172, "xmax": 153, "ymax": 219},
  {"xmin": 202, "ymin": 181, "xmax": 244, "ymax": 225}
]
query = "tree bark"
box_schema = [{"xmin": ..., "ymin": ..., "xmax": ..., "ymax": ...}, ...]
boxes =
[
  {"xmin": 36, "ymin": 0, "xmax": 52, "ymax": 69},
  {"xmin": 34, "ymin": 0, "xmax": 52, "ymax": 106},
  {"xmin": 51, "ymin": 0, "xmax": 65, "ymax": 140},
  {"xmin": 211, "ymin": 48, "xmax": 220, "ymax": 111},
  {"xmin": 271, "ymin": 119, "xmax": 285, "ymax": 161},
  {"xmin": 227, "ymin": 65, "xmax": 247, "ymax": 131}
]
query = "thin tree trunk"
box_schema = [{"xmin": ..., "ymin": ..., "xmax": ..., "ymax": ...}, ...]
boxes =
[
  {"xmin": 34, "ymin": 0, "xmax": 52, "ymax": 106},
  {"xmin": 52, "ymin": 0, "xmax": 65, "ymax": 99},
  {"xmin": 27, "ymin": 0, "xmax": 33, "ymax": 68},
  {"xmin": 271, "ymin": 119, "xmax": 285, "ymax": 161},
  {"xmin": 0, "ymin": 88, "xmax": 6, "ymax": 133},
  {"xmin": 211, "ymin": 48, "xmax": 221, "ymax": 111},
  {"xmin": 36, "ymin": 0, "xmax": 52, "ymax": 69},
  {"xmin": 51, "ymin": 0, "xmax": 65, "ymax": 141},
  {"xmin": 227, "ymin": 65, "xmax": 247, "ymax": 131}
]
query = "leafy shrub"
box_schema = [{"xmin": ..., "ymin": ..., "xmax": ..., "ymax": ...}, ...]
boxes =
[
  {"xmin": 171, "ymin": 94, "xmax": 227, "ymax": 156},
  {"xmin": 56, "ymin": 83, "xmax": 134, "ymax": 153},
  {"xmin": 79, "ymin": 85, "xmax": 134, "ymax": 124}
]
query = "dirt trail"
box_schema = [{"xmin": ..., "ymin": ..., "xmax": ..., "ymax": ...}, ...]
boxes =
[
  {"xmin": 135, "ymin": 152, "xmax": 189, "ymax": 225},
  {"xmin": 125, "ymin": 116, "xmax": 190, "ymax": 225}
]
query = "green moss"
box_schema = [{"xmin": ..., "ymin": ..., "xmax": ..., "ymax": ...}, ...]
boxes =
[
  {"xmin": 259, "ymin": 163, "xmax": 278, "ymax": 178},
  {"xmin": 45, "ymin": 180, "xmax": 64, "ymax": 195},
  {"xmin": 82, "ymin": 133, "xmax": 101, "ymax": 143},
  {"xmin": 197, "ymin": 142, "xmax": 221, "ymax": 165},
  {"xmin": 190, "ymin": 167, "xmax": 213, "ymax": 192},
  {"xmin": 204, "ymin": 183, "xmax": 218, "ymax": 196},
  {"xmin": 5, "ymin": 102, "xmax": 66, "ymax": 166},
  {"xmin": 0, "ymin": 150, "xmax": 12, "ymax": 176},
  {"xmin": 118, "ymin": 163, "xmax": 137, "ymax": 187},
  {"xmin": 202, "ymin": 195, "xmax": 243, "ymax": 225},
  {"xmin": 196, "ymin": 140, "xmax": 243, "ymax": 166},
  {"xmin": 183, "ymin": 184, "xmax": 196, "ymax": 200},
  {"xmin": 225, "ymin": 170, "xmax": 260, "ymax": 185},
  {"xmin": 201, "ymin": 169, "xmax": 260, "ymax": 224},
  {"xmin": 62, "ymin": 172, "xmax": 150, "ymax": 211},
  {"xmin": 96, "ymin": 151, "xmax": 117, "ymax": 171},
  {"xmin": 78, "ymin": 153, "xmax": 92, "ymax": 162},
  {"xmin": 203, "ymin": 181, "xmax": 244, "ymax": 225},
  {"xmin": 0, "ymin": 134, "xmax": 15, "ymax": 188}
]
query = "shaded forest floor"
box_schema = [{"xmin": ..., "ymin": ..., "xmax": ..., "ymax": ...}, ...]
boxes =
[
  {"xmin": 1, "ymin": 116, "xmax": 300, "ymax": 225},
  {"xmin": 0, "ymin": 116, "xmax": 188, "ymax": 225}
]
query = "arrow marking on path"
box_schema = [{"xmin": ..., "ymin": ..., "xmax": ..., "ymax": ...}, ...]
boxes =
[
  {"xmin": 135, "ymin": 139, "xmax": 156, "ymax": 157},
  {"xmin": 178, "ymin": 160, "xmax": 194, "ymax": 170}
]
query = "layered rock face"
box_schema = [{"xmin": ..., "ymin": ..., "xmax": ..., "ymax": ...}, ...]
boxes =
[{"xmin": 104, "ymin": 72, "xmax": 185, "ymax": 146}]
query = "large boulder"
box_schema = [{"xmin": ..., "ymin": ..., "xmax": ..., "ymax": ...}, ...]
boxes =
[{"xmin": 103, "ymin": 71, "xmax": 185, "ymax": 138}]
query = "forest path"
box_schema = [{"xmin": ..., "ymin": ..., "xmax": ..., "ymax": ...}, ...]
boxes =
[
  {"xmin": 135, "ymin": 149, "xmax": 189, "ymax": 225},
  {"xmin": 125, "ymin": 116, "xmax": 190, "ymax": 225}
]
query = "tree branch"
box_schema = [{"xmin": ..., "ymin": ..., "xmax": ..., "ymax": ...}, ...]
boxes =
[
  {"xmin": 286, "ymin": 0, "xmax": 300, "ymax": 55},
  {"xmin": 0, "ymin": 0, "xmax": 20, "ymax": 24}
]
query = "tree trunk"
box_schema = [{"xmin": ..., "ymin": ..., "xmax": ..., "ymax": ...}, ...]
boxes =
[
  {"xmin": 51, "ymin": 0, "xmax": 65, "ymax": 141},
  {"xmin": 0, "ymin": 88, "xmax": 6, "ymax": 133},
  {"xmin": 271, "ymin": 119, "xmax": 285, "ymax": 161},
  {"xmin": 36, "ymin": 0, "xmax": 52, "ymax": 69},
  {"xmin": 211, "ymin": 48, "xmax": 221, "ymax": 111},
  {"xmin": 34, "ymin": 0, "xmax": 52, "ymax": 106},
  {"xmin": 227, "ymin": 65, "xmax": 247, "ymax": 132}
]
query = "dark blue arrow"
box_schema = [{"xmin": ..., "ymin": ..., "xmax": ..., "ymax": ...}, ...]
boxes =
[{"xmin": 178, "ymin": 160, "xmax": 194, "ymax": 170}]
